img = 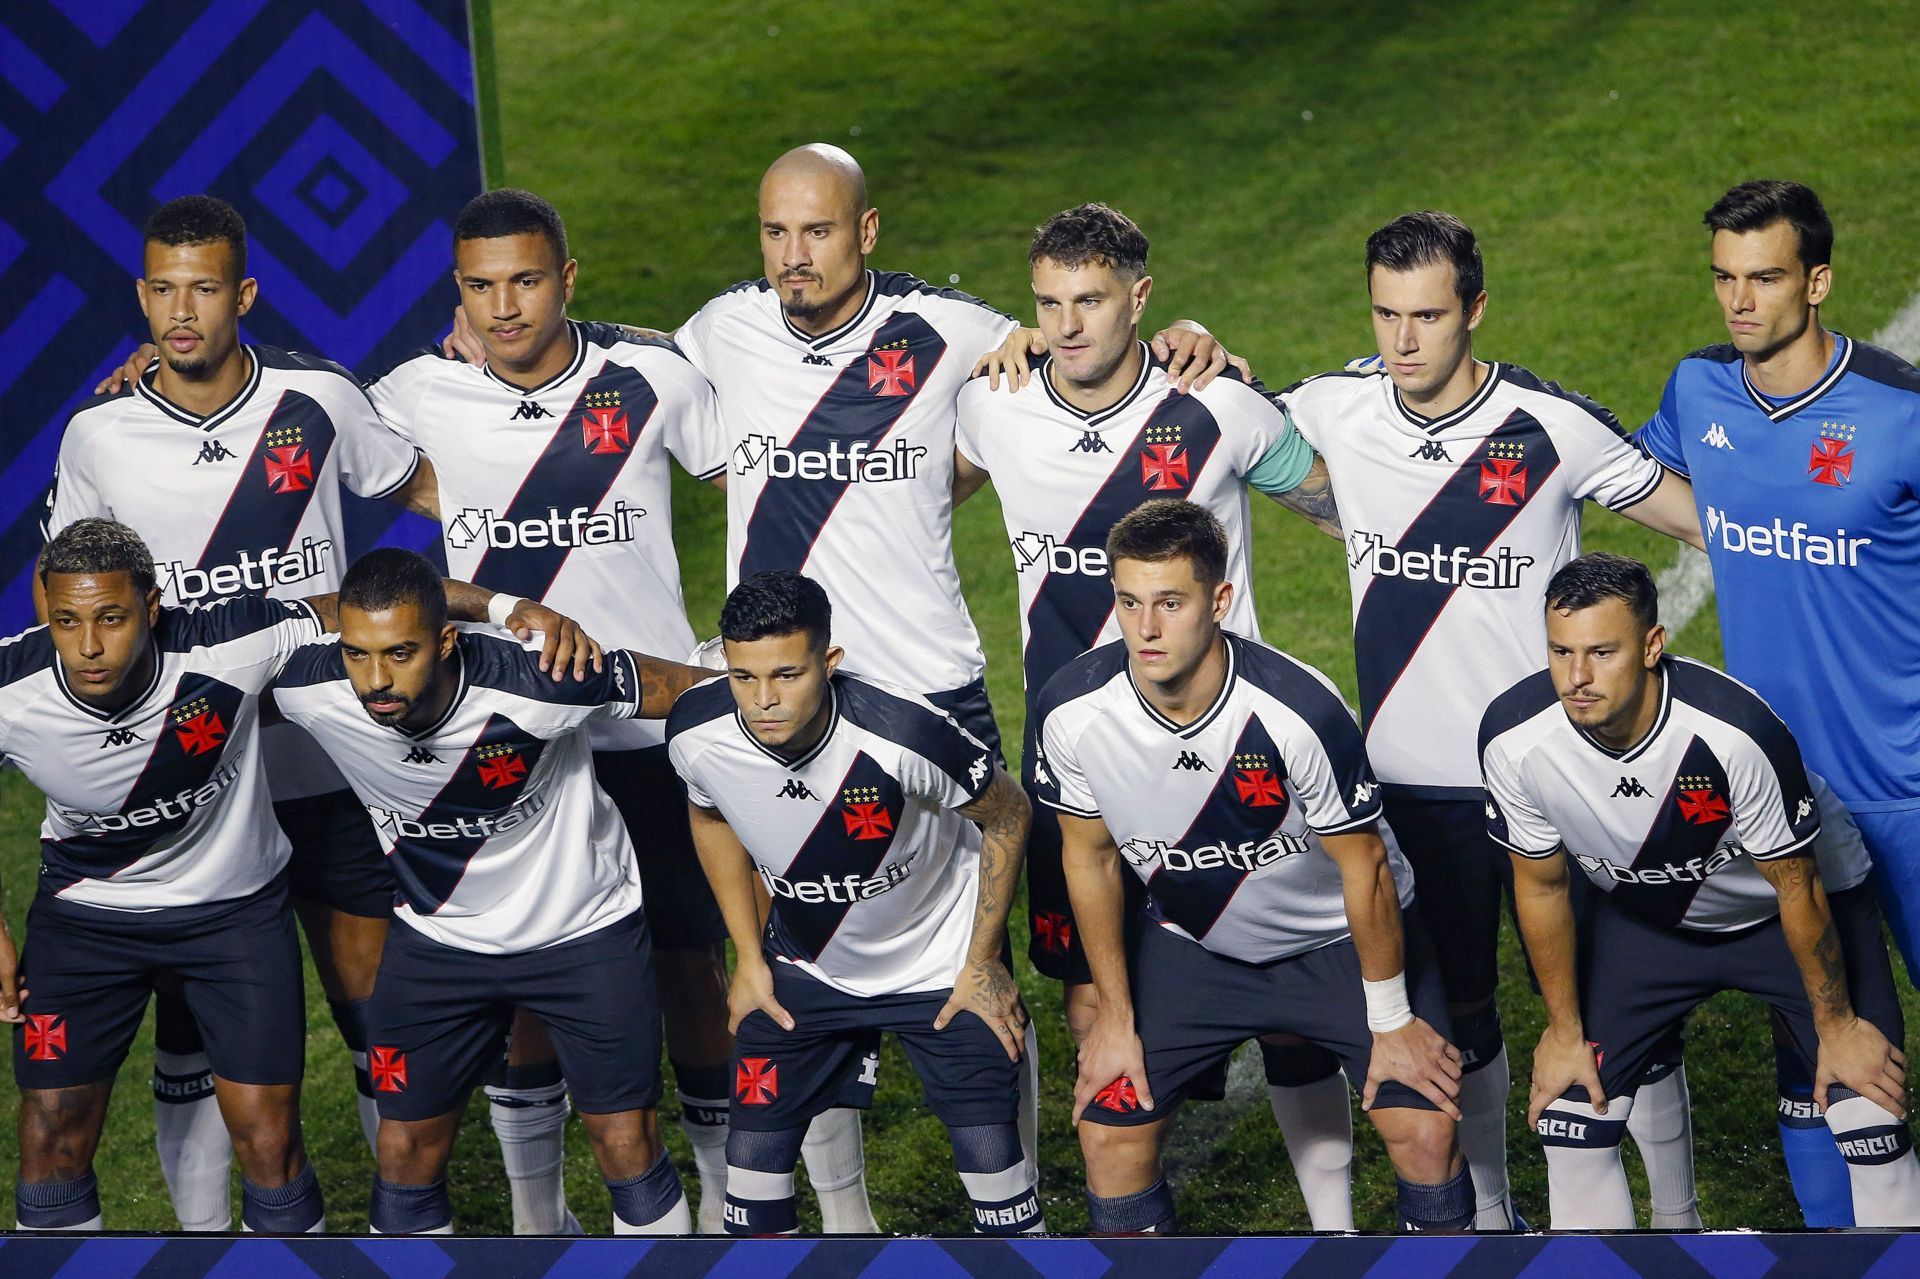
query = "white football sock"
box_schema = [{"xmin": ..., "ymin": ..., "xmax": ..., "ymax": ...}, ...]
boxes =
[
  {"xmin": 153, "ymin": 1048, "xmax": 232, "ymax": 1231},
  {"xmin": 1457, "ymin": 1045, "xmax": 1515, "ymax": 1229},
  {"xmin": 486, "ymin": 1075, "xmax": 577, "ymax": 1235},
  {"xmin": 1627, "ymin": 1063, "xmax": 1700, "ymax": 1228},
  {"xmin": 1541, "ymin": 1095, "xmax": 1635, "ymax": 1229},
  {"xmin": 1266, "ymin": 1071, "xmax": 1355, "ymax": 1230},
  {"xmin": 801, "ymin": 1107, "xmax": 879, "ymax": 1232},
  {"xmin": 1828, "ymin": 1093, "xmax": 1920, "ymax": 1226}
]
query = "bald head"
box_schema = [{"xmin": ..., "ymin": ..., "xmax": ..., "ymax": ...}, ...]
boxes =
[
  {"xmin": 762, "ymin": 144, "xmax": 869, "ymax": 220},
  {"xmin": 757, "ymin": 144, "xmax": 879, "ymax": 331}
]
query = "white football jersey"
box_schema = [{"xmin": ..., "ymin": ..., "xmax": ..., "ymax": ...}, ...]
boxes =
[
  {"xmin": 676, "ymin": 271, "xmax": 1019, "ymax": 694},
  {"xmin": 1034, "ymin": 633, "xmax": 1413, "ymax": 964},
  {"xmin": 1282, "ymin": 363, "xmax": 1663, "ymax": 794},
  {"xmin": 366, "ymin": 322, "xmax": 722, "ymax": 751},
  {"xmin": 956, "ymin": 349, "xmax": 1294, "ymax": 712},
  {"xmin": 666, "ymin": 670, "xmax": 997, "ymax": 998},
  {"xmin": 271, "ymin": 628, "xmax": 648, "ymax": 953},
  {"xmin": 44, "ymin": 346, "xmax": 421, "ymax": 799},
  {"xmin": 1480, "ymin": 657, "xmax": 1871, "ymax": 932},
  {"xmin": 0, "ymin": 596, "xmax": 321, "ymax": 912}
]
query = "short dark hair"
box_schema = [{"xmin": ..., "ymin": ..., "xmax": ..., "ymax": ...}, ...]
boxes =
[
  {"xmin": 40, "ymin": 518, "xmax": 156, "ymax": 594},
  {"xmin": 1704, "ymin": 179, "xmax": 1833, "ymax": 270},
  {"xmin": 1365, "ymin": 210, "xmax": 1483, "ymax": 307},
  {"xmin": 1030, "ymin": 203, "xmax": 1149, "ymax": 279},
  {"xmin": 339, "ymin": 548, "xmax": 447, "ymax": 631},
  {"xmin": 454, "ymin": 188, "xmax": 569, "ymax": 267},
  {"xmin": 720, "ymin": 571, "xmax": 832, "ymax": 652},
  {"xmin": 144, "ymin": 195, "xmax": 247, "ymax": 280},
  {"xmin": 1545, "ymin": 552, "xmax": 1658, "ymax": 631},
  {"xmin": 1106, "ymin": 499, "xmax": 1228, "ymax": 587}
]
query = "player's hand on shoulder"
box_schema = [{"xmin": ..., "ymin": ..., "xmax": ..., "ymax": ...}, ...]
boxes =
[
  {"xmin": 1816, "ymin": 1015, "xmax": 1908, "ymax": 1119},
  {"xmin": 93, "ymin": 344, "xmax": 158, "ymax": 394},
  {"xmin": 726, "ymin": 956, "xmax": 794, "ymax": 1036},
  {"xmin": 0, "ymin": 919, "xmax": 25, "ymax": 1022},
  {"xmin": 1526, "ymin": 1022, "xmax": 1604, "ymax": 1130},
  {"xmin": 503, "ymin": 599, "xmax": 604, "ymax": 681},
  {"xmin": 971, "ymin": 326, "xmax": 1047, "ymax": 392},
  {"xmin": 442, "ymin": 306, "xmax": 488, "ymax": 367},
  {"xmin": 1152, "ymin": 321, "xmax": 1248, "ymax": 393},
  {"xmin": 934, "ymin": 958, "xmax": 1028, "ymax": 1062},
  {"xmin": 1072, "ymin": 1012, "xmax": 1153, "ymax": 1123},
  {"xmin": 1365, "ymin": 1016, "xmax": 1463, "ymax": 1118}
]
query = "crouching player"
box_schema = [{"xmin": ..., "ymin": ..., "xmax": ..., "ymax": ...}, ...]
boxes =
[
  {"xmin": 268, "ymin": 549, "xmax": 713, "ymax": 1234},
  {"xmin": 668, "ymin": 571, "xmax": 1040, "ymax": 1236},
  {"xmin": 1482, "ymin": 553, "xmax": 1920, "ymax": 1227},
  {"xmin": 1038, "ymin": 499, "xmax": 1472, "ymax": 1233}
]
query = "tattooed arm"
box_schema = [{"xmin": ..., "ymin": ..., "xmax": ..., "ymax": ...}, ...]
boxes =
[
  {"xmin": 619, "ymin": 651, "xmax": 718, "ymax": 718},
  {"xmin": 1757, "ymin": 851, "xmax": 1908, "ymax": 1116},
  {"xmin": 935, "ymin": 765, "xmax": 1032, "ymax": 1061},
  {"xmin": 1266, "ymin": 455, "xmax": 1342, "ymax": 539}
]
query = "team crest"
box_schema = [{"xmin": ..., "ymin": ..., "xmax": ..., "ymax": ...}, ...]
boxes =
[
  {"xmin": 1093, "ymin": 1076, "xmax": 1141, "ymax": 1114},
  {"xmin": 1232, "ymin": 752, "xmax": 1285, "ymax": 808},
  {"xmin": 581, "ymin": 388, "xmax": 630, "ymax": 454},
  {"xmin": 170, "ymin": 697, "xmax": 227, "ymax": 756},
  {"xmin": 370, "ymin": 1046, "xmax": 408, "ymax": 1093},
  {"xmin": 841, "ymin": 785, "xmax": 894, "ymax": 840},
  {"xmin": 737, "ymin": 1057, "xmax": 779, "ymax": 1105},
  {"xmin": 1479, "ymin": 440, "xmax": 1528, "ymax": 506},
  {"xmin": 1675, "ymin": 774, "xmax": 1730, "ymax": 826},
  {"xmin": 1035, "ymin": 910, "xmax": 1073, "ymax": 956},
  {"xmin": 1140, "ymin": 422, "xmax": 1191, "ymax": 491},
  {"xmin": 263, "ymin": 423, "xmax": 314, "ymax": 493},
  {"xmin": 868, "ymin": 342, "xmax": 916, "ymax": 397},
  {"xmin": 1809, "ymin": 422, "xmax": 1856, "ymax": 487},
  {"xmin": 474, "ymin": 742, "xmax": 528, "ymax": 791},
  {"xmin": 24, "ymin": 1014, "xmax": 66, "ymax": 1062}
]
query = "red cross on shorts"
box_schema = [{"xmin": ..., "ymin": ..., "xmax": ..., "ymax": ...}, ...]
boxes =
[
  {"xmin": 1035, "ymin": 910, "xmax": 1073, "ymax": 955},
  {"xmin": 868, "ymin": 349, "xmax": 916, "ymax": 396},
  {"xmin": 1140, "ymin": 443, "xmax": 1190, "ymax": 491},
  {"xmin": 174, "ymin": 710, "xmax": 227, "ymax": 756},
  {"xmin": 264, "ymin": 445, "xmax": 314, "ymax": 493},
  {"xmin": 737, "ymin": 1057, "xmax": 778, "ymax": 1105},
  {"xmin": 1809, "ymin": 437, "xmax": 1853, "ymax": 486},
  {"xmin": 1093, "ymin": 1076, "xmax": 1140, "ymax": 1113},
  {"xmin": 24, "ymin": 1014, "xmax": 66, "ymax": 1061},
  {"xmin": 582, "ymin": 406, "xmax": 631, "ymax": 454},
  {"xmin": 1234, "ymin": 768, "xmax": 1284, "ymax": 807},
  {"xmin": 842, "ymin": 802, "xmax": 894, "ymax": 841},
  {"xmin": 370, "ymin": 1046, "xmax": 408, "ymax": 1092},
  {"xmin": 1478, "ymin": 458, "xmax": 1528, "ymax": 505},
  {"xmin": 477, "ymin": 752, "xmax": 528, "ymax": 790},
  {"xmin": 1676, "ymin": 788, "xmax": 1730, "ymax": 826}
]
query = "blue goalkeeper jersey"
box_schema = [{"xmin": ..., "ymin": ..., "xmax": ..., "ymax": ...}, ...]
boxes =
[{"xmin": 1636, "ymin": 333, "xmax": 1920, "ymax": 810}]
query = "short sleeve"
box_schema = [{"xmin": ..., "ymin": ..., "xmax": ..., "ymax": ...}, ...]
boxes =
[
  {"xmin": 1731, "ymin": 713, "xmax": 1821, "ymax": 860},
  {"xmin": 333, "ymin": 382, "xmax": 422, "ymax": 500},
  {"xmin": 42, "ymin": 434, "xmax": 107, "ymax": 540},
  {"xmin": 673, "ymin": 304, "xmax": 714, "ymax": 376},
  {"xmin": 168, "ymin": 596, "xmax": 326, "ymax": 684},
  {"xmin": 363, "ymin": 359, "xmax": 428, "ymax": 446},
  {"xmin": 1552, "ymin": 395, "xmax": 1664, "ymax": 511},
  {"xmin": 953, "ymin": 381, "xmax": 990, "ymax": 470},
  {"xmin": 1634, "ymin": 366, "xmax": 1690, "ymax": 477},
  {"xmin": 1480, "ymin": 742, "xmax": 1562, "ymax": 857},
  {"xmin": 1035, "ymin": 713, "xmax": 1097, "ymax": 817},
  {"xmin": 659, "ymin": 358, "xmax": 729, "ymax": 481},
  {"xmin": 885, "ymin": 698, "xmax": 995, "ymax": 810},
  {"xmin": 1279, "ymin": 702, "xmax": 1383, "ymax": 834},
  {"xmin": 666, "ymin": 737, "xmax": 718, "ymax": 810}
]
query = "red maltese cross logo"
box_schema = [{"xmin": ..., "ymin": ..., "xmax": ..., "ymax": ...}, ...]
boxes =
[
  {"xmin": 475, "ymin": 744, "xmax": 528, "ymax": 791},
  {"xmin": 1675, "ymin": 775, "xmax": 1730, "ymax": 826},
  {"xmin": 370, "ymin": 1046, "xmax": 408, "ymax": 1093},
  {"xmin": 1035, "ymin": 910, "xmax": 1073, "ymax": 955},
  {"xmin": 1234, "ymin": 768, "xmax": 1285, "ymax": 808},
  {"xmin": 737, "ymin": 1057, "xmax": 779, "ymax": 1105},
  {"xmin": 1093, "ymin": 1076, "xmax": 1140, "ymax": 1114},
  {"xmin": 262, "ymin": 424, "xmax": 313, "ymax": 493},
  {"xmin": 841, "ymin": 785, "xmax": 893, "ymax": 840},
  {"xmin": 171, "ymin": 698, "xmax": 226, "ymax": 756},
  {"xmin": 1809, "ymin": 424, "xmax": 1856, "ymax": 487},
  {"xmin": 868, "ymin": 348, "xmax": 916, "ymax": 397},
  {"xmin": 24, "ymin": 1015, "xmax": 66, "ymax": 1061},
  {"xmin": 581, "ymin": 389, "xmax": 630, "ymax": 453}
]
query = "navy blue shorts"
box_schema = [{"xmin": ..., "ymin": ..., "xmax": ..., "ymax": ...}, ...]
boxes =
[
  {"xmin": 13, "ymin": 876, "xmax": 305, "ymax": 1090},
  {"xmin": 279, "ymin": 788, "xmax": 396, "ymax": 919},
  {"xmin": 1021, "ymin": 720, "xmax": 1144, "ymax": 985},
  {"xmin": 366, "ymin": 909, "xmax": 663, "ymax": 1121},
  {"xmin": 593, "ymin": 747, "xmax": 726, "ymax": 949},
  {"xmin": 1081, "ymin": 911, "xmax": 1450, "ymax": 1126},
  {"xmin": 731, "ymin": 960, "xmax": 1021, "ymax": 1132},
  {"xmin": 1384, "ymin": 789, "xmax": 1516, "ymax": 1007},
  {"xmin": 1576, "ymin": 885, "xmax": 1902, "ymax": 1100}
]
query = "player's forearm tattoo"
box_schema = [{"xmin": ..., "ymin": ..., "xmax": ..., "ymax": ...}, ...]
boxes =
[
  {"xmin": 1276, "ymin": 459, "xmax": 1342, "ymax": 537},
  {"xmin": 962, "ymin": 771, "xmax": 1031, "ymax": 962},
  {"xmin": 636, "ymin": 656, "xmax": 708, "ymax": 716},
  {"xmin": 1810, "ymin": 917, "xmax": 1851, "ymax": 1022}
]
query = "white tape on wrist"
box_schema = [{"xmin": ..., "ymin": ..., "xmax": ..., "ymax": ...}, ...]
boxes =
[
  {"xmin": 1363, "ymin": 973, "xmax": 1413, "ymax": 1033},
  {"xmin": 486, "ymin": 593, "xmax": 517, "ymax": 628}
]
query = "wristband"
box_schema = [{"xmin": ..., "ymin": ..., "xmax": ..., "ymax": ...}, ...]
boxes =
[
  {"xmin": 1363, "ymin": 972, "xmax": 1414, "ymax": 1033},
  {"xmin": 487, "ymin": 593, "xmax": 518, "ymax": 628}
]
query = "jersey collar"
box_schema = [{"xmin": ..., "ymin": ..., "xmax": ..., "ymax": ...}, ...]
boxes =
[
  {"xmin": 1740, "ymin": 333, "xmax": 1850, "ymax": 422},
  {"xmin": 737, "ymin": 680, "xmax": 840, "ymax": 770},
  {"xmin": 1039, "ymin": 342, "xmax": 1156, "ymax": 427},
  {"xmin": 1572, "ymin": 661, "xmax": 1672, "ymax": 763},
  {"xmin": 52, "ymin": 634, "xmax": 164, "ymax": 723},
  {"xmin": 1127, "ymin": 632, "xmax": 1238, "ymax": 740},
  {"xmin": 482, "ymin": 321, "xmax": 587, "ymax": 397},
  {"xmin": 779, "ymin": 272, "xmax": 878, "ymax": 351},
  {"xmin": 135, "ymin": 347, "xmax": 261, "ymax": 433},
  {"xmin": 1391, "ymin": 361, "xmax": 1503, "ymax": 436}
]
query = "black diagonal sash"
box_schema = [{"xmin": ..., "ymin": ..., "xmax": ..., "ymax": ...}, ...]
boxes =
[
  {"xmin": 763, "ymin": 752, "xmax": 905, "ymax": 963},
  {"xmin": 1351, "ymin": 410, "xmax": 1562, "ymax": 734},
  {"xmin": 389, "ymin": 714, "xmax": 549, "ymax": 914},
  {"xmin": 197, "ymin": 391, "xmax": 338, "ymax": 572},
  {"xmin": 1145, "ymin": 714, "xmax": 1292, "ymax": 942},
  {"xmin": 1613, "ymin": 735, "xmax": 1735, "ymax": 929},
  {"xmin": 737, "ymin": 312, "xmax": 946, "ymax": 578},
  {"xmin": 469, "ymin": 362, "xmax": 660, "ymax": 600},
  {"xmin": 42, "ymin": 674, "xmax": 250, "ymax": 892}
]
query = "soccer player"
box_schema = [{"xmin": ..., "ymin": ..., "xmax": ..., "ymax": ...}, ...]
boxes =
[
  {"xmin": 1481, "ymin": 552, "xmax": 1920, "ymax": 1227},
  {"xmin": 1275, "ymin": 211, "xmax": 1706, "ymax": 1228},
  {"xmin": 42, "ymin": 195, "xmax": 440, "ymax": 1230},
  {"xmin": 363, "ymin": 188, "xmax": 739, "ymax": 1232},
  {"xmin": 1634, "ymin": 179, "xmax": 1920, "ymax": 1225},
  {"xmin": 953, "ymin": 203, "xmax": 1358, "ymax": 1227},
  {"xmin": 667, "ymin": 571, "xmax": 1041, "ymax": 1237},
  {"xmin": 1036, "ymin": 500, "xmax": 1470, "ymax": 1233},
  {"xmin": 269, "ymin": 548, "xmax": 713, "ymax": 1235},
  {"xmin": 0, "ymin": 520, "xmax": 583, "ymax": 1233}
]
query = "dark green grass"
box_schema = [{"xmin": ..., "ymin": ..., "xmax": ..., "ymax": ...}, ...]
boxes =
[{"xmin": 4, "ymin": 0, "xmax": 1920, "ymax": 1233}]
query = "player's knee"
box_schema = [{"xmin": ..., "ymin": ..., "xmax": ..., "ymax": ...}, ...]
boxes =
[
  {"xmin": 17, "ymin": 1087, "xmax": 107, "ymax": 1180},
  {"xmin": 1076, "ymin": 1117, "xmax": 1161, "ymax": 1196},
  {"xmin": 224, "ymin": 1120, "xmax": 303, "ymax": 1185},
  {"xmin": 377, "ymin": 1116, "xmax": 457, "ymax": 1184},
  {"xmin": 580, "ymin": 1108, "xmax": 664, "ymax": 1179},
  {"xmin": 1376, "ymin": 1107, "xmax": 1458, "ymax": 1185}
]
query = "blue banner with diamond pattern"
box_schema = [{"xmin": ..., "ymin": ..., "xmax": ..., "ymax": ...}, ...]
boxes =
[{"xmin": 0, "ymin": 0, "xmax": 476, "ymax": 633}]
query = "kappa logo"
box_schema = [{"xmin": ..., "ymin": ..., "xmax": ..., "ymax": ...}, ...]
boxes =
[
  {"xmin": 1352, "ymin": 779, "xmax": 1377, "ymax": 807},
  {"xmin": 1035, "ymin": 910, "xmax": 1073, "ymax": 955},
  {"xmin": 841, "ymin": 785, "xmax": 894, "ymax": 840},
  {"xmin": 737, "ymin": 1057, "xmax": 778, "ymax": 1104},
  {"xmin": 1071, "ymin": 430, "xmax": 1112, "ymax": 454},
  {"xmin": 1479, "ymin": 440, "xmax": 1529, "ymax": 506},
  {"xmin": 1031, "ymin": 755, "xmax": 1054, "ymax": 789},
  {"xmin": 1810, "ymin": 422, "xmax": 1857, "ymax": 487},
  {"xmin": 1611, "ymin": 777, "xmax": 1650, "ymax": 798},
  {"xmin": 777, "ymin": 778, "xmax": 818, "ymax": 800},
  {"xmin": 263, "ymin": 424, "xmax": 314, "ymax": 493},
  {"xmin": 969, "ymin": 753, "xmax": 990, "ymax": 788},
  {"xmin": 1140, "ymin": 423, "xmax": 1191, "ymax": 491},
  {"xmin": 1796, "ymin": 795, "xmax": 1814, "ymax": 823},
  {"xmin": 24, "ymin": 1014, "xmax": 66, "ymax": 1062},
  {"xmin": 193, "ymin": 439, "xmax": 237, "ymax": 465},
  {"xmin": 1172, "ymin": 750, "xmax": 1211, "ymax": 772},
  {"xmin": 170, "ymin": 698, "xmax": 227, "ymax": 756},
  {"xmin": 1232, "ymin": 753, "xmax": 1284, "ymax": 807},
  {"xmin": 1700, "ymin": 422, "xmax": 1735, "ymax": 450},
  {"xmin": 403, "ymin": 746, "xmax": 442, "ymax": 765},
  {"xmin": 511, "ymin": 400, "xmax": 552, "ymax": 420},
  {"xmin": 802, "ymin": 352, "xmax": 833, "ymax": 366},
  {"xmin": 868, "ymin": 344, "xmax": 917, "ymax": 396},
  {"xmin": 1408, "ymin": 439, "xmax": 1452, "ymax": 462},
  {"xmin": 1675, "ymin": 774, "xmax": 1730, "ymax": 826},
  {"xmin": 1485, "ymin": 799, "xmax": 1501, "ymax": 823},
  {"xmin": 370, "ymin": 1046, "xmax": 407, "ymax": 1093},
  {"xmin": 581, "ymin": 389, "xmax": 630, "ymax": 454},
  {"xmin": 98, "ymin": 728, "xmax": 142, "ymax": 748},
  {"xmin": 475, "ymin": 743, "xmax": 528, "ymax": 791}
]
